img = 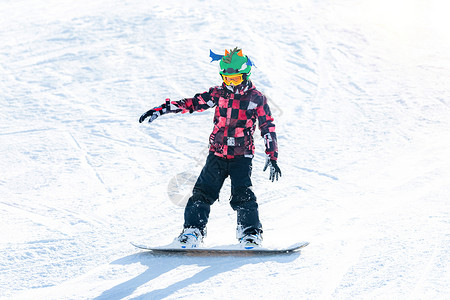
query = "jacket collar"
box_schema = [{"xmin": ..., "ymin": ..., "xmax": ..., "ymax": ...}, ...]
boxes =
[{"xmin": 222, "ymin": 80, "xmax": 254, "ymax": 95}]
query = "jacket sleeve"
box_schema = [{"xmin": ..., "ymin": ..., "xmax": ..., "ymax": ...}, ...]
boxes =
[
  {"xmin": 257, "ymin": 94, "xmax": 278, "ymax": 160},
  {"xmin": 167, "ymin": 87, "xmax": 217, "ymax": 114}
]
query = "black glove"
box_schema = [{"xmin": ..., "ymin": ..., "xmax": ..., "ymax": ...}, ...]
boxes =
[
  {"xmin": 263, "ymin": 157, "xmax": 282, "ymax": 182},
  {"xmin": 139, "ymin": 99, "xmax": 170, "ymax": 123},
  {"xmin": 139, "ymin": 107, "xmax": 162, "ymax": 123}
]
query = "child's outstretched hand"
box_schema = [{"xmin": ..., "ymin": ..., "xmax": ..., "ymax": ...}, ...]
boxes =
[
  {"xmin": 139, "ymin": 99, "xmax": 171, "ymax": 123},
  {"xmin": 263, "ymin": 157, "xmax": 282, "ymax": 182},
  {"xmin": 139, "ymin": 107, "xmax": 161, "ymax": 123}
]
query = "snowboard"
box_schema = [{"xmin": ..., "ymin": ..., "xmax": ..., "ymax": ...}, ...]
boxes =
[{"xmin": 131, "ymin": 241, "xmax": 309, "ymax": 256}]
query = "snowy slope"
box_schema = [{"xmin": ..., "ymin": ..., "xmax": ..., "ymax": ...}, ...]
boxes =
[{"xmin": 1, "ymin": 0, "xmax": 450, "ymax": 299}]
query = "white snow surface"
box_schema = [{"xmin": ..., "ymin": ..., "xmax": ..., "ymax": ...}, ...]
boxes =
[{"xmin": 1, "ymin": 0, "xmax": 450, "ymax": 299}]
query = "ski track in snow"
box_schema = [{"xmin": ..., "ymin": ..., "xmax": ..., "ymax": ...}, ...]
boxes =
[{"xmin": 1, "ymin": 0, "xmax": 450, "ymax": 299}]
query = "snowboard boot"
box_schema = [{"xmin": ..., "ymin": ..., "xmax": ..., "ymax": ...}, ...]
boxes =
[
  {"xmin": 236, "ymin": 225, "xmax": 263, "ymax": 249},
  {"xmin": 176, "ymin": 227, "xmax": 204, "ymax": 248},
  {"xmin": 239, "ymin": 232, "xmax": 262, "ymax": 249}
]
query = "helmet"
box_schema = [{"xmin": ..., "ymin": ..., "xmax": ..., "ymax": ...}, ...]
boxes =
[
  {"xmin": 210, "ymin": 47, "xmax": 254, "ymax": 85},
  {"xmin": 219, "ymin": 47, "xmax": 252, "ymax": 77}
]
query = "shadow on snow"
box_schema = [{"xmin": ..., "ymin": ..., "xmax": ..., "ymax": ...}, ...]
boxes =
[{"xmin": 94, "ymin": 250, "xmax": 302, "ymax": 299}]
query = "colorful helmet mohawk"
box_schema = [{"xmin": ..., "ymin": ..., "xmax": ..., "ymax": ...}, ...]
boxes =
[{"xmin": 210, "ymin": 47, "xmax": 254, "ymax": 78}]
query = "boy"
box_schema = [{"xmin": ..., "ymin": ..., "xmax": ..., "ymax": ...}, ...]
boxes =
[{"xmin": 139, "ymin": 47, "xmax": 281, "ymax": 249}]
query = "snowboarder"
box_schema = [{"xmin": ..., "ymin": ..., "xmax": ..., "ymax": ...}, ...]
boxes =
[{"xmin": 139, "ymin": 47, "xmax": 281, "ymax": 249}]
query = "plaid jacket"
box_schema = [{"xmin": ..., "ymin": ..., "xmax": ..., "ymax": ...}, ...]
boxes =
[{"xmin": 168, "ymin": 82, "xmax": 278, "ymax": 160}]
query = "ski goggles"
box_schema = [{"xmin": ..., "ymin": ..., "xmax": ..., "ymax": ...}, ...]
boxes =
[{"xmin": 221, "ymin": 74, "xmax": 244, "ymax": 86}]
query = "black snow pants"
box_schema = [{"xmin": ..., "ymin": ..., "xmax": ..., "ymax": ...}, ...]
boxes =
[{"xmin": 183, "ymin": 152, "xmax": 262, "ymax": 237}]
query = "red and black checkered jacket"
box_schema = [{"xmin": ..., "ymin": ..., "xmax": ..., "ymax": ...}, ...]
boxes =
[{"xmin": 168, "ymin": 81, "xmax": 278, "ymax": 160}]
